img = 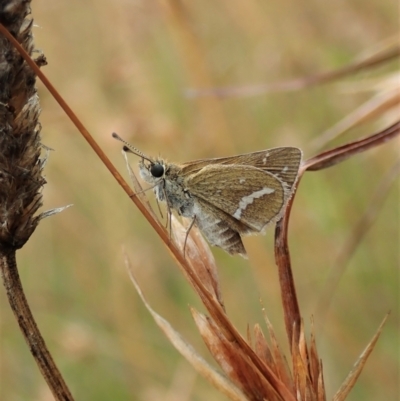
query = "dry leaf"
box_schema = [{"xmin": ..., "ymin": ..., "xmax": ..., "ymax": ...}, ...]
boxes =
[{"xmin": 124, "ymin": 253, "xmax": 246, "ymax": 401}]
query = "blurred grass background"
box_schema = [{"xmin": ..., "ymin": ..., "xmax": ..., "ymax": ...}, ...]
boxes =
[{"xmin": 1, "ymin": 0, "xmax": 399, "ymax": 400}]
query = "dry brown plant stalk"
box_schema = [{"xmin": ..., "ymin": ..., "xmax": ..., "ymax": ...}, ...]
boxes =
[
  {"xmin": 186, "ymin": 39, "xmax": 400, "ymax": 99},
  {"xmin": 0, "ymin": 1, "xmax": 74, "ymax": 400}
]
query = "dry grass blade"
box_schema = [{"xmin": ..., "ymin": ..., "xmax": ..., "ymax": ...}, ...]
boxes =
[
  {"xmin": 294, "ymin": 323, "xmax": 315, "ymax": 401},
  {"xmin": 253, "ymin": 324, "xmax": 274, "ymax": 367},
  {"xmin": 309, "ymin": 76, "xmax": 400, "ymax": 151},
  {"xmin": 123, "ymin": 253, "xmax": 247, "ymax": 401},
  {"xmin": 309, "ymin": 319, "xmax": 323, "ymax": 398},
  {"xmin": 191, "ymin": 308, "xmax": 285, "ymax": 401},
  {"xmin": 332, "ymin": 314, "xmax": 390, "ymax": 401},
  {"xmin": 315, "ymin": 160, "xmax": 400, "ymax": 325},
  {"xmin": 186, "ymin": 42, "xmax": 399, "ymax": 99},
  {"xmin": 303, "ymin": 121, "xmax": 400, "ymax": 172},
  {"xmin": 317, "ymin": 363, "xmax": 326, "ymax": 401},
  {"xmin": 291, "ymin": 337, "xmax": 309, "ymax": 401},
  {"xmin": 171, "ymin": 215, "xmax": 224, "ymax": 308},
  {"xmin": 288, "ymin": 320, "xmax": 328, "ymax": 401},
  {"xmin": 159, "ymin": 0, "xmax": 232, "ymax": 148},
  {"xmin": 261, "ymin": 311, "xmax": 293, "ymax": 391}
]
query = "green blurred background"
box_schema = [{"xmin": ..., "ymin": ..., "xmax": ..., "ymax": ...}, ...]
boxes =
[{"xmin": 1, "ymin": 0, "xmax": 398, "ymax": 400}]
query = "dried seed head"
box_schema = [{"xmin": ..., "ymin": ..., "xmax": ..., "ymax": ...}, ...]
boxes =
[{"xmin": 0, "ymin": 1, "xmax": 47, "ymax": 251}]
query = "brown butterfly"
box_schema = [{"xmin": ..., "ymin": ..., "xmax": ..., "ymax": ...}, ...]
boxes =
[{"xmin": 113, "ymin": 133, "xmax": 302, "ymax": 257}]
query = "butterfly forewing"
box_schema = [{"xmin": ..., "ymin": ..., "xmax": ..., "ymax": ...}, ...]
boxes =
[
  {"xmin": 252, "ymin": 147, "xmax": 302, "ymax": 187},
  {"xmin": 185, "ymin": 164, "xmax": 285, "ymax": 231},
  {"xmin": 181, "ymin": 147, "xmax": 302, "ymax": 189}
]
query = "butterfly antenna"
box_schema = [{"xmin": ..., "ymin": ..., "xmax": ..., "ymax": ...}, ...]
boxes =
[{"xmin": 112, "ymin": 132, "xmax": 154, "ymax": 163}]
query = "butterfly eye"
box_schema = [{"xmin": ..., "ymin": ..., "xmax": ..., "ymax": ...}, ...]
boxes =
[{"xmin": 150, "ymin": 163, "xmax": 164, "ymax": 178}]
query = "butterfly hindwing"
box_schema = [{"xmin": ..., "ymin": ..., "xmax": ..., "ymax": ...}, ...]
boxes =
[{"xmin": 192, "ymin": 197, "xmax": 249, "ymax": 256}]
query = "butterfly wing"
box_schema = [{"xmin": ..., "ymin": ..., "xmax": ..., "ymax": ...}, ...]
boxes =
[
  {"xmin": 192, "ymin": 196, "xmax": 250, "ymax": 256},
  {"xmin": 181, "ymin": 147, "xmax": 302, "ymax": 190},
  {"xmin": 185, "ymin": 164, "xmax": 286, "ymax": 231}
]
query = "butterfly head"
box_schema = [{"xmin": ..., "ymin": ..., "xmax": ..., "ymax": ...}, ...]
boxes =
[{"xmin": 138, "ymin": 157, "xmax": 168, "ymax": 185}]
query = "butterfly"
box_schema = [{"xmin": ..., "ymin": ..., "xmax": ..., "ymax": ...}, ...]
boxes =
[{"xmin": 113, "ymin": 133, "xmax": 302, "ymax": 257}]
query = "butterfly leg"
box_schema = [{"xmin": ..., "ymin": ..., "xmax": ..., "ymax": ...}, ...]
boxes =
[
  {"xmin": 161, "ymin": 184, "xmax": 173, "ymax": 238},
  {"xmin": 183, "ymin": 215, "xmax": 196, "ymax": 258},
  {"xmin": 155, "ymin": 198, "xmax": 164, "ymax": 220}
]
